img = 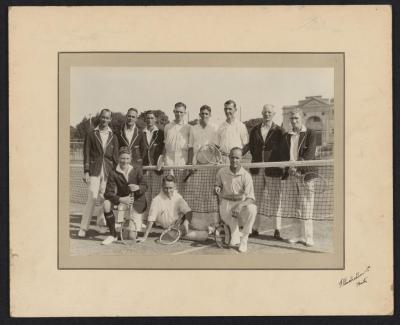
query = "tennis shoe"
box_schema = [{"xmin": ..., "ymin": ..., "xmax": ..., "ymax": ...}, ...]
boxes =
[
  {"xmin": 77, "ymin": 229, "xmax": 86, "ymax": 238},
  {"xmin": 101, "ymin": 236, "xmax": 117, "ymax": 245},
  {"xmin": 304, "ymin": 238, "xmax": 314, "ymax": 247},
  {"xmin": 238, "ymin": 236, "xmax": 248, "ymax": 253},
  {"xmin": 274, "ymin": 229, "xmax": 283, "ymax": 240}
]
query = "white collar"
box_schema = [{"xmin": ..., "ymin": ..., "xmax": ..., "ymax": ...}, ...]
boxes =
[
  {"xmin": 95, "ymin": 126, "xmax": 112, "ymax": 133},
  {"xmin": 289, "ymin": 125, "xmax": 307, "ymax": 135},
  {"xmin": 227, "ymin": 166, "xmax": 245, "ymax": 176},
  {"xmin": 145, "ymin": 125, "xmax": 159, "ymax": 133},
  {"xmin": 173, "ymin": 120, "xmax": 185, "ymax": 126},
  {"xmin": 116, "ymin": 164, "xmax": 133, "ymax": 175},
  {"xmin": 261, "ymin": 121, "xmax": 273, "ymax": 128}
]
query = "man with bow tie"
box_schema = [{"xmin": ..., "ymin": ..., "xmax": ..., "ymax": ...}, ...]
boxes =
[
  {"xmin": 280, "ymin": 109, "xmax": 317, "ymax": 247},
  {"xmin": 116, "ymin": 108, "xmax": 144, "ymax": 166},
  {"xmin": 243, "ymin": 104, "xmax": 284, "ymax": 239}
]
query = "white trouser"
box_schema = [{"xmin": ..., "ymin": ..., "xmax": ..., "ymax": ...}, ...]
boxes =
[
  {"xmin": 293, "ymin": 176, "xmax": 315, "ymax": 242},
  {"xmin": 219, "ymin": 198, "xmax": 257, "ymax": 244},
  {"xmin": 115, "ymin": 203, "xmax": 143, "ymax": 231},
  {"xmin": 80, "ymin": 168, "xmax": 107, "ymax": 231}
]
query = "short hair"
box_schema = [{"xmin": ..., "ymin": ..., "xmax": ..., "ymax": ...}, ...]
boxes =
[
  {"xmin": 199, "ymin": 105, "xmax": 211, "ymax": 113},
  {"xmin": 229, "ymin": 146, "xmax": 243, "ymax": 156},
  {"xmin": 127, "ymin": 107, "xmax": 138, "ymax": 115},
  {"xmin": 174, "ymin": 102, "xmax": 187, "ymax": 110},
  {"xmin": 119, "ymin": 146, "xmax": 131, "ymax": 156},
  {"xmin": 99, "ymin": 108, "xmax": 112, "ymax": 117},
  {"xmin": 162, "ymin": 174, "xmax": 176, "ymax": 185},
  {"xmin": 146, "ymin": 110, "xmax": 155, "ymax": 117},
  {"xmin": 224, "ymin": 99, "xmax": 237, "ymax": 108},
  {"xmin": 262, "ymin": 104, "xmax": 276, "ymax": 112}
]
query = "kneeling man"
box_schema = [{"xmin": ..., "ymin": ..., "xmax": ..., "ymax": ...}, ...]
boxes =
[
  {"xmin": 137, "ymin": 174, "xmax": 193, "ymax": 242},
  {"xmin": 215, "ymin": 147, "xmax": 257, "ymax": 253},
  {"xmin": 102, "ymin": 147, "xmax": 148, "ymax": 245}
]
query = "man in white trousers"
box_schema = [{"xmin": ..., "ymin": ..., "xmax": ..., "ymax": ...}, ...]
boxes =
[{"xmin": 214, "ymin": 147, "xmax": 257, "ymax": 253}]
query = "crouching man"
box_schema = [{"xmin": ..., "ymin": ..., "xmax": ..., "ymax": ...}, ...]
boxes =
[
  {"xmin": 102, "ymin": 147, "xmax": 148, "ymax": 245},
  {"xmin": 214, "ymin": 147, "xmax": 257, "ymax": 253},
  {"xmin": 137, "ymin": 174, "xmax": 192, "ymax": 242}
]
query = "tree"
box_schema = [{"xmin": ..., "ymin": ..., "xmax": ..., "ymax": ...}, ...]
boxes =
[{"xmin": 244, "ymin": 118, "xmax": 262, "ymax": 133}]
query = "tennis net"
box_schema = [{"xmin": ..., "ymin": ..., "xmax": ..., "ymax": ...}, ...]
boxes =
[{"xmin": 70, "ymin": 160, "xmax": 334, "ymax": 221}]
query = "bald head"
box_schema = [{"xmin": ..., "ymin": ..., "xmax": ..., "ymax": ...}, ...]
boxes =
[{"xmin": 262, "ymin": 104, "xmax": 276, "ymax": 123}]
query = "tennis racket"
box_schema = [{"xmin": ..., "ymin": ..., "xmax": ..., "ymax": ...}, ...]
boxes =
[
  {"xmin": 183, "ymin": 144, "xmax": 222, "ymax": 183},
  {"xmin": 295, "ymin": 172, "xmax": 327, "ymax": 194},
  {"xmin": 214, "ymin": 194, "xmax": 231, "ymax": 248},
  {"xmin": 159, "ymin": 213, "xmax": 184, "ymax": 245}
]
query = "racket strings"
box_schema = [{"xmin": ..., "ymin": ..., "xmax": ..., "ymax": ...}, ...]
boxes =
[{"xmin": 196, "ymin": 145, "xmax": 222, "ymax": 164}]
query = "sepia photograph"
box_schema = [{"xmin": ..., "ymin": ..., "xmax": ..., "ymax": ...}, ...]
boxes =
[{"xmin": 60, "ymin": 52, "xmax": 343, "ymax": 268}]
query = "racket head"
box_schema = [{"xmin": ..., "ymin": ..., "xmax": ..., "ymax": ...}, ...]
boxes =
[
  {"xmin": 196, "ymin": 144, "xmax": 222, "ymax": 165},
  {"xmin": 156, "ymin": 155, "xmax": 164, "ymax": 171},
  {"xmin": 214, "ymin": 223, "xmax": 231, "ymax": 248},
  {"xmin": 159, "ymin": 227, "xmax": 181, "ymax": 245},
  {"xmin": 301, "ymin": 172, "xmax": 328, "ymax": 193}
]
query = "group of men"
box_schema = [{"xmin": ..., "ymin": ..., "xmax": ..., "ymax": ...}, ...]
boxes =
[{"xmin": 77, "ymin": 99, "xmax": 317, "ymax": 253}]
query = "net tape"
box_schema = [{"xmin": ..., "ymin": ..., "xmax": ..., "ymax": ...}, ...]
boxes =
[{"xmin": 70, "ymin": 160, "xmax": 334, "ymax": 221}]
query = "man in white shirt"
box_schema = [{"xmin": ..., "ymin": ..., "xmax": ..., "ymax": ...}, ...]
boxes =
[
  {"xmin": 214, "ymin": 99, "xmax": 249, "ymax": 163},
  {"xmin": 137, "ymin": 174, "xmax": 193, "ymax": 242},
  {"xmin": 187, "ymin": 105, "xmax": 218, "ymax": 164},
  {"xmin": 162, "ymin": 102, "xmax": 191, "ymax": 166},
  {"xmin": 280, "ymin": 109, "xmax": 317, "ymax": 247},
  {"xmin": 215, "ymin": 147, "xmax": 257, "ymax": 253}
]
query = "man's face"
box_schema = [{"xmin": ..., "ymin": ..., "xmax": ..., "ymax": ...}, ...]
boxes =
[
  {"xmin": 173, "ymin": 106, "xmax": 186, "ymax": 122},
  {"xmin": 99, "ymin": 110, "xmax": 112, "ymax": 127},
  {"xmin": 146, "ymin": 113, "xmax": 156, "ymax": 127},
  {"xmin": 199, "ymin": 109, "xmax": 210, "ymax": 123},
  {"xmin": 126, "ymin": 110, "xmax": 137, "ymax": 127},
  {"xmin": 290, "ymin": 112, "xmax": 302, "ymax": 130},
  {"xmin": 262, "ymin": 107, "xmax": 275, "ymax": 123},
  {"xmin": 162, "ymin": 181, "xmax": 175, "ymax": 198},
  {"xmin": 229, "ymin": 149, "xmax": 242, "ymax": 169},
  {"xmin": 118, "ymin": 153, "xmax": 131, "ymax": 167},
  {"xmin": 224, "ymin": 103, "xmax": 237, "ymax": 120}
]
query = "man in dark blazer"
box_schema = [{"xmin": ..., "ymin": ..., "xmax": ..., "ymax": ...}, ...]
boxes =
[
  {"xmin": 79, "ymin": 108, "xmax": 119, "ymax": 238},
  {"xmin": 141, "ymin": 110, "xmax": 165, "ymax": 167},
  {"xmin": 116, "ymin": 108, "xmax": 144, "ymax": 166},
  {"xmin": 280, "ymin": 108, "xmax": 317, "ymax": 247},
  {"xmin": 102, "ymin": 147, "xmax": 148, "ymax": 245},
  {"xmin": 243, "ymin": 104, "xmax": 284, "ymax": 239}
]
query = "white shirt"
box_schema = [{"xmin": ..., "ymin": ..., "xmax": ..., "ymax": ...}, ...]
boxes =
[
  {"xmin": 164, "ymin": 121, "xmax": 191, "ymax": 166},
  {"xmin": 116, "ymin": 164, "xmax": 133, "ymax": 182},
  {"xmin": 188, "ymin": 122, "xmax": 218, "ymax": 164},
  {"xmin": 215, "ymin": 166, "xmax": 256, "ymax": 202},
  {"xmin": 261, "ymin": 121, "xmax": 272, "ymax": 141},
  {"xmin": 124, "ymin": 125, "xmax": 136, "ymax": 145},
  {"xmin": 147, "ymin": 191, "xmax": 191, "ymax": 228},
  {"xmin": 143, "ymin": 125, "xmax": 159, "ymax": 145},
  {"xmin": 214, "ymin": 119, "xmax": 249, "ymax": 155},
  {"xmin": 95, "ymin": 126, "xmax": 112, "ymax": 150},
  {"xmin": 289, "ymin": 125, "xmax": 307, "ymax": 161}
]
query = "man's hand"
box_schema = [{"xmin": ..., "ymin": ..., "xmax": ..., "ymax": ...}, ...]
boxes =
[
  {"xmin": 128, "ymin": 184, "xmax": 139, "ymax": 192},
  {"xmin": 214, "ymin": 186, "xmax": 221, "ymax": 195},
  {"xmin": 231, "ymin": 202, "xmax": 243, "ymax": 218},
  {"xmin": 289, "ymin": 167, "xmax": 297, "ymax": 176},
  {"xmin": 119, "ymin": 196, "xmax": 134, "ymax": 206},
  {"xmin": 82, "ymin": 172, "xmax": 90, "ymax": 184}
]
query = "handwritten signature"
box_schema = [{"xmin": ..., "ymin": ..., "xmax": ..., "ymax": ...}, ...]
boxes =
[{"xmin": 339, "ymin": 265, "xmax": 371, "ymax": 288}]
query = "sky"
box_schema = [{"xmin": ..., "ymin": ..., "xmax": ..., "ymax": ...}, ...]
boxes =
[{"xmin": 70, "ymin": 67, "xmax": 334, "ymax": 127}]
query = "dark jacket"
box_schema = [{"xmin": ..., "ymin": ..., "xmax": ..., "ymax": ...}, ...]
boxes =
[
  {"xmin": 104, "ymin": 165, "xmax": 148, "ymax": 213},
  {"xmin": 83, "ymin": 128, "xmax": 119, "ymax": 177},
  {"xmin": 116, "ymin": 125, "xmax": 144, "ymax": 165},
  {"xmin": 141, "ymin": 127, "xmax": 165, "ymax": 166},
  {"xmin": 281, "ymin": 128, "xmax": 317, "ymax": 180},
  {"xmin": 248, "ymin": 122, "xmax": 284, "ymax": 177}
]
